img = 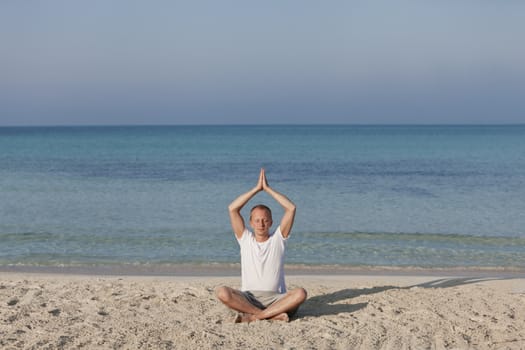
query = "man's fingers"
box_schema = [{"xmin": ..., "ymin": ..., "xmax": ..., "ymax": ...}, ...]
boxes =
[
  {"xmin": 256, "ymin": 168, "xmax": 264, "ymax": 190},
  {"xmin": 262, "ymin": 169, "xmax": 269, "ymax": 188}
]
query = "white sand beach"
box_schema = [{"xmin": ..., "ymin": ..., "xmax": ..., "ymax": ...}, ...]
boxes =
[{"xmin": 1, "ymin": 272, "xmax": 525, "ymax": 349}]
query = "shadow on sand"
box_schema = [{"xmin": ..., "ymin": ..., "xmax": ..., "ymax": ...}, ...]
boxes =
[{"xmin": 298, "ymin": 276, "xmax": 514, "ymax": 318}]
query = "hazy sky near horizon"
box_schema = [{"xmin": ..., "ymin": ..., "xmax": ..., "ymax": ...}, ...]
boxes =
[{"xmin": 1, "ymin": 1, "xmax": 524, "ymax": 126}]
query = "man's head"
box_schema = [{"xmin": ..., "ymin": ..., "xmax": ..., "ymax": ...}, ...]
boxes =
[{"xmin": 249, "ymin": 204, "xmax": 273, "ymax": 236}]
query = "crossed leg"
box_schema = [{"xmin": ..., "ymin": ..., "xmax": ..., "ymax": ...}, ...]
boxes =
[{"xmin": 215, "ymin": 286, "xmax": 307, "ymax": 323}]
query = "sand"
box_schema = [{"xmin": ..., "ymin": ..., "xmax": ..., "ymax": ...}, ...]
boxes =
[{"xmin": 1, "ymin": 272, "xmax": 525, "ymax": 350}]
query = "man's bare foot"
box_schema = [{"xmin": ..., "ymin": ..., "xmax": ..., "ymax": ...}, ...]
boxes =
[
  {"xmin": 234, "ymin": 313, "xmax": 256, "ymax": 323},
  {"xmin": 270, "ymin": 312, "xmax": 289, "ymax": 322},
  {"xmin": 233, "ymin": 312, "xmax": 289, "ymax": 323}
]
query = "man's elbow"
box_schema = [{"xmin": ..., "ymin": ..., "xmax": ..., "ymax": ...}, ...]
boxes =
[{"xmin": 228, "ymin": 204, "xmax": 240, "ymax": 213}]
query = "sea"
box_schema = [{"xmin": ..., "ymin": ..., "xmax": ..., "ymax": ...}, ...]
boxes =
[{"xmin": 1, "ymin": 125, "xmax": 525, "ymax": 272}]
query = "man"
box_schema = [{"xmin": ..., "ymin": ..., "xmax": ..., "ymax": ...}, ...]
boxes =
[{"xmin": 216, "ymin": 168, "xmax": 307, "ymax": 322}]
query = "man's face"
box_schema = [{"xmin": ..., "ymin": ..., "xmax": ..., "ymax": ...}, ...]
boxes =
[{"xmin": 250, "ymin": 208, "xmax": 273, "ymax": 236}]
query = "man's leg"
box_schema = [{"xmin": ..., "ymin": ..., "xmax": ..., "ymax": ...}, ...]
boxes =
[
  {"xmin": 247, "ymin": 288, "xmax": 307, "ymax": 322},
  {"xmin": 215, "ymin": 286, "xmax": 263, "ymax": 316}
]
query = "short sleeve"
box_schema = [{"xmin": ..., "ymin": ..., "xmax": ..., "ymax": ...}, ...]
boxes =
[
  {"xmin": 237, "ymin": 228, "xmax": 251, "ymax": 244},
  {"xmin": 275, "ymin": 226, "xmax": 288, "ymax": 242}
]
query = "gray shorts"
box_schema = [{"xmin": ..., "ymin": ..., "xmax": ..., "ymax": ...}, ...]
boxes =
[
  {"xmin": 240, "ymin": 290, "xmax": 298, "ymax": 317},
  {"xmin": 241, "ymin": 290, "xmax": 286, "ymax": 309}
]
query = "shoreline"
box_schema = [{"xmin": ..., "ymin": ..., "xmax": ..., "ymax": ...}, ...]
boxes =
[{"xmin": 2, "ymin": 262, "xmax": 525, "ymax": 278}]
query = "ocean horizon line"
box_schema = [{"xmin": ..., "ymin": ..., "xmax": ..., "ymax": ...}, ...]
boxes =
[{"xmin": 1, "ymin": 122, "xmax": 525, "ymax": 129}]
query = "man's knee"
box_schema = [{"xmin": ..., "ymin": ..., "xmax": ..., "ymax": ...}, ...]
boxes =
[
  {"xmin": 215, "ymin": 286, "xmax": 233, "ymax": 303},
  {"xmin": 292, "ymin": 287, "xmax": 307, "ymax": 304}
]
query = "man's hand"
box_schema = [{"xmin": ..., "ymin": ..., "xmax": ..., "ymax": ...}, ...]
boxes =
[
  {"xmin": 255, "ymin": 168, "xmax": 265, "ymax": 192},
  {"xmin": 260, "ymin": 168, "xmax": 270, "ymax": 192}
]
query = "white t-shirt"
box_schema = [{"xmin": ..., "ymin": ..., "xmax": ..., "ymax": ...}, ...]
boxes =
[{"xmin": 237, "ymin": 226, "xmax": 287, "ymax": 293}]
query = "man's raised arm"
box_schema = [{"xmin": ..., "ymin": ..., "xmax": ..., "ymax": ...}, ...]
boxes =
[
  {"xmin": 261, "ymin": 169, "xmax": 296, "ymax": 238},
  {"xmin": 228, "ymin": 170, "xmax": 264, "ymax": 239}
]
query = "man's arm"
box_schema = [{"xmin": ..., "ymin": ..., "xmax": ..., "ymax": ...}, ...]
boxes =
[
  {"xmin": 228, "ymin": 170, "xmax": 264, "ymax": 239},
  {"xmin": 261, "ymin": 169, "xmax": 296, "ymax": 238}
]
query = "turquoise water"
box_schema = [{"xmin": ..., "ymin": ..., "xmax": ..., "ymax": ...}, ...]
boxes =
[{"xmin": 1, "ymin": 125, "xmax": 524, "ymax": 269}]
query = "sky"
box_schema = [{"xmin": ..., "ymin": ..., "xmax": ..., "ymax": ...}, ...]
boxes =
[{"xmin": 1, "ymin": 0, "xmax": 524, "ymax": 126}]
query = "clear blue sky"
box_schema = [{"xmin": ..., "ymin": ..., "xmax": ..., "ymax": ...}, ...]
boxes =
[{"xmin": 1, "ymin": 0, "xmax": 524, "ymax": 126}]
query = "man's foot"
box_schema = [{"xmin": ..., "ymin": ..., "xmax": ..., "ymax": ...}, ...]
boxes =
[
  {"xmin": 270, "ymin": 312, "xmax": 289, "ymax": 322},
  {"xmin": 233, "ymin": 311, "xmax": 290, "ymax": 323},
  {"xmin": 234, "ymin": 313, "xmax": 257, "ymax": 323}
]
